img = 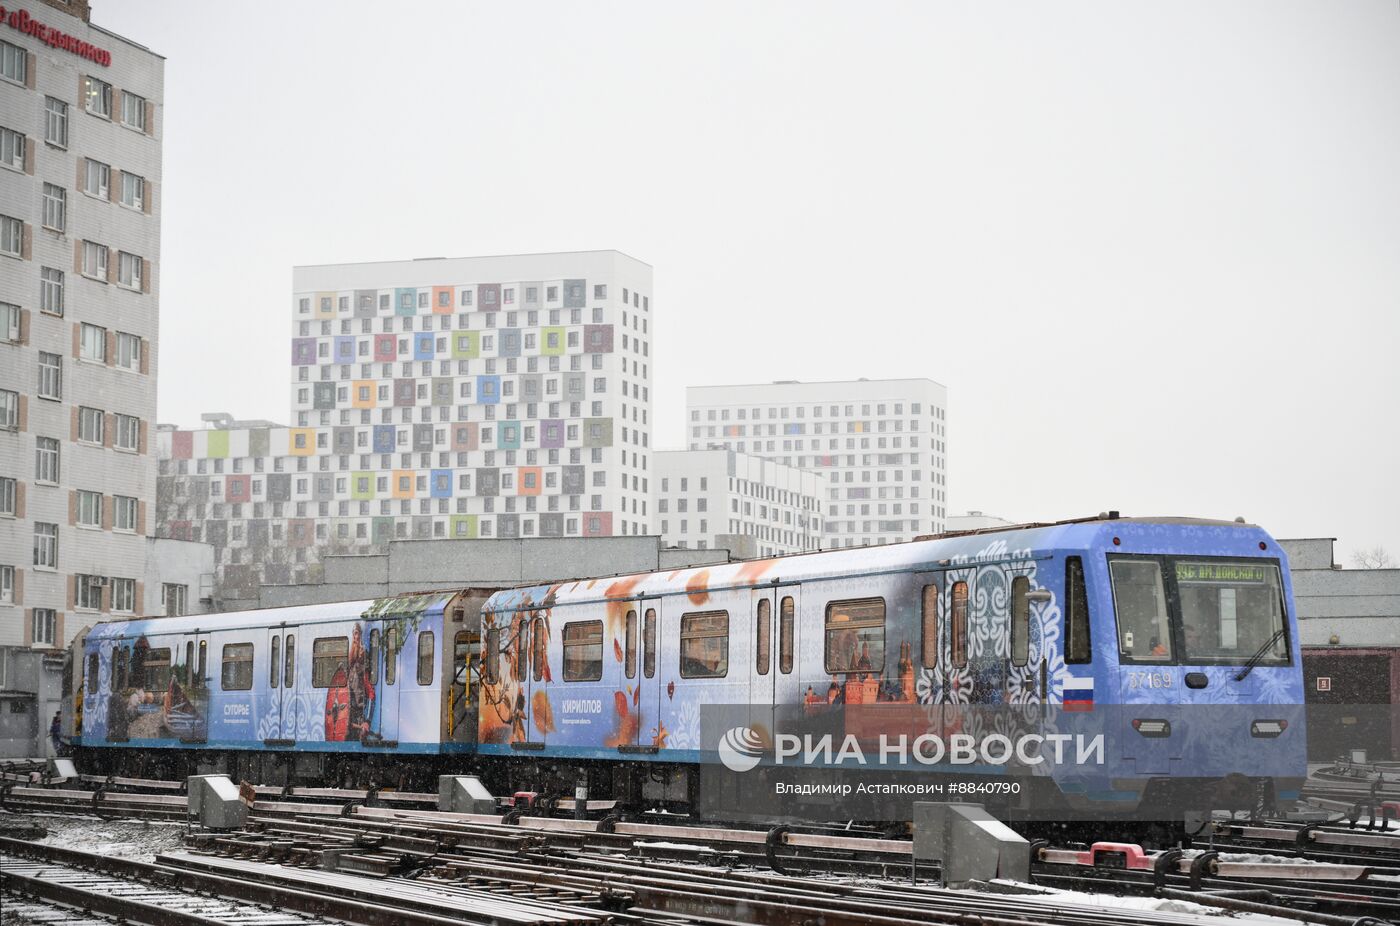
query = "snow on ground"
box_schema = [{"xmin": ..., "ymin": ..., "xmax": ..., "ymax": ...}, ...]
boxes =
[
  {"xmin": 999, "ymin": 884, "xmax": 1303, "ymax": 925},
  {"xmin": 8, "ymin": 812, "xmax": 189, "ymax": 862}
]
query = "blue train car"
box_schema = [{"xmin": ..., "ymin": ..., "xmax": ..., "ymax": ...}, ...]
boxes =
[
  {"xmin": 72, "ymin": 590, "xmax": 487, "ymax": 784},
  {"xmin": 67, "ymin": 514, "xmax": 1305, "ymax": 817},
  {"xmin": 480, "ymin": 515, "xmax": 1306, "ymax": 816}
]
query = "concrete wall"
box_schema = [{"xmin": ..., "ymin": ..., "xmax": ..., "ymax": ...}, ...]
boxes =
[
  {"xmin": 253, "ymin": 535, "xmax": 728, "ymax": 609},
  {"xmin": 143, "ymin": 537, "xmax": 216, "ymax": 615},
  {"xmin": 0, "ymin": 648, "xmax": 65, "ymax": 758},
  {"xmin": 1280, "ymin": 538, "xmax": 1400, "ymax": 647}
]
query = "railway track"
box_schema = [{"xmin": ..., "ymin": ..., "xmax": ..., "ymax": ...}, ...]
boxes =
[{"xmin": 7, "ymin": 770, "xmax": 1400, "ymax": 925}]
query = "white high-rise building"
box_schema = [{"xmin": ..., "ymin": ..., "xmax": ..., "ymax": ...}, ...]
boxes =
[
  {"xmin": 686, "ymin": 378, "xmax": 947, "ymax": 548},
  {"xmin": 654, "ymin": 449, "xmax": 825, "ymax": 557},
  {"xmin": 0, "ymin": 0, "xmax": 164, "ymax": 655}
]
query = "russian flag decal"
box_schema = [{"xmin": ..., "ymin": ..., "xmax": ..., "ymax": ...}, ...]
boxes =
[{"xmin": 1063, "ymin": 677, "xmax": 1094, "ymax": 712}]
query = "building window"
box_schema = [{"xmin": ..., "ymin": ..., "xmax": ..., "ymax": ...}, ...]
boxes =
[
  {"xmin": 114, "ymin": 414, "xmax": 139, "ymax": 451},
  {"xmin": 84, "ymin": 159, "xmax": 110, "ymax": 198},
  {"xmin": 80, "ymin": 323, "xmax": 106, "ymax": 362},
  {"xmin": 0, "ymin": 215, "xmax": 20, "ymax": 257},
  {"xmin": 41, "ymin": 184, "xmax": 65, "ymax": 232},
  {"xmin": 84, "ymin": 76, "xmax": 113, "ymax": 117},
  {"xmin": 77, "ymin": 406, "xmax": 104, "ymax": 444},
  {"xmin": 35, "ymin": 438, "xmax": 59, "ymax": 483},
  {"xmin": 114, "ymin": 495, "xmax": 137, "ymax": 532},
  {"xmin": 162, "ymin": 583, "xmax": 187, "ymax": 617},
  {"xmin": 44, "ymin": 97, "xmax": 68, "ymax": 147},
  {"xmin": 0, "ymin": 389, "xmax": 15, "ymax": 430},
  {"xmin": 33, "ymin": 523, "xmax": 58, "ymax": 568},
  {"xmin": 0, "ymin": 565, "xmax": 12, "ymax": 604},
  {"xmin": 40, "ymin": 268, "xmax": 64, "ymax": 315},
  {"xmin": 0, "ymin": 40, "xmax": 25, "ymax": 85},
  {"xmin": 76, "ymin": 489, "xmax": 102, "ymax": 527},
  {"xmin": 116, "ymin": 332, "xmax": 141, "ymax": 370},
  {"xmin": 117, "ymin": 251, "xmax": 143, "ymax": 290},
  {"xmin": 37, "ymin": 352, "xmax": 61, "ymax": 399},
  {"xmin": 75, "ymin": 573, "xmax": 101, "ymax": 610},
  {"xmin": 1, "ymin": 302, "xmax": 18, "ymax": 342},
  {"xmin": 119, "ymin": 172, "xmax": 145, "ymax": 210},
  {"xmin": 121, "ymin": 91, "xmax": 147, "ymax": 131},
  {"xmin": 33, "ymin": 609, "xmax": 56, "ymax": 647},
  {"xmin": 0, "ymin": 477, "xmax": 14, "ymax": 516},
  {"xmin": 222, "ymin": 643, "xmax": 254, "ymax": 690},
  {"xmin": 82, "ymin": 241, "xmax": 108, "ymax": 279},
  {"xmin": 0, "ymin": 126, "xmax": 22, "ymax": 170},
  {"xmin": 111, "ymin": 577, "xmax": 135, "ymax": 613}
]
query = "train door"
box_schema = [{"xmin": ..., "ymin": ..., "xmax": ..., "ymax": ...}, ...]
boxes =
[
  {"xmin": 448, "ymin": 629, "xmax": 479, "ymax": 745},
  {"xmin": 750, "ymin": 585, "xmax": 800, "ymax": 737},
  {"xmin": 520, "ymin": 611, "xmax": 543, "ymax": 746},
  {"xmin": 376, "ymin": 618, "xmax": 402, "ymax": 744},
  {"xmin": 636, "ymin": 598, "xmax": 662, "ymax": 748}
]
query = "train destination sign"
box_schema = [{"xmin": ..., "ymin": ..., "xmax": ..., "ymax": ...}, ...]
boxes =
[{"xmin": 1174, "ymin": 562, "xmax": 1273, "ymax": 584}]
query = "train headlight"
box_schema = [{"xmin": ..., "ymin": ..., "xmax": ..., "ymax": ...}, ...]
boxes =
[
  {"xmin": 1249, "ymin": 719, "xmax": 1287, "ymax": 738},
  {"xmin": 1130, "ymin": 719, "xmax": 1171, "ymax": 737}
]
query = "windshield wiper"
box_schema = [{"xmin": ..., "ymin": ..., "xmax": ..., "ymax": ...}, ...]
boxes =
[{"xmin": 1234, "ymin": 628, "xmax": 1286, "ymax": 681}]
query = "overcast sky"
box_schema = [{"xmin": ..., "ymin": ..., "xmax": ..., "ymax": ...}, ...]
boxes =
[{"xmin": 99, "ymin": 1, "xmax": 1399, "ymax": 563}]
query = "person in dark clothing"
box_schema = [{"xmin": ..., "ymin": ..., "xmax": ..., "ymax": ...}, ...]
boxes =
[{"xmin": 50, "ymin": 711, "xmax": 67, "ymax": 756}]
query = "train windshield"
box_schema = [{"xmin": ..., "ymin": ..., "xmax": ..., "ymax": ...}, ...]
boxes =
[
  {"xmin": 1110, "ymin": 556, "xmax": 1289, "ymax": 666},
  {"xmin": 1174, "ymin": 559, "xmax": 1288, "ymax": 666}
]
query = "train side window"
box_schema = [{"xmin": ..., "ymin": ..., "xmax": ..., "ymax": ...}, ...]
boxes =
[
  {"xmin": 779, "ymin": 597, "xmax": 794, "ymax": 674},
  {"xmin": 625, "ymin": 609, "xmax": 638, "ymax": 680},
  {"xmin": 312, "ymin": 637, "xmax": 348, "ymax": 688},
  {"xmin": 1065, "ymin": 557, "xmax": 1092, "ymax": 663},
  {"xmin": 115, "ymin": 645, "xmax": 129, "ymax": 690},
  {"xmin": 368, "ymin": 629, "xmax": 379, "ymax": 685},
  {"xmin": 385, "ymin": 626, "xmax": 397, "ymax": 685},
  {"xmin": 221, "ymin": 643, "xmax": 253, "ymax": 691},
  {"xmin": 198, "ymin": 640, "xmax": 207, "ymax": 685},
  {"xmin": 145, "ymin": 648, "xmax": 172, "ymax": 691},
  {"xmin": 282, "ymin": 635, "xmax": 294, "ymax": 688},
  {"xmin": 1011, "ymin": 577, "xmax": 1030, "ymax": 667},
  {"xmin": 87, "ymin": 653, "xmax": 98, "ymax": 692},
  {"xmin": 952, "ymin": 582, "xmax": 969, "ymax": 668},
  {"xmin": 920, "ymin": 585, "xmax": 938, "ymax": 668},
  {"xmin": 680, "ymin": 611, "xmax": 729, "ymax": 678},
  {"xmin": 643, "ymin": 608, "xmax": 657, "ymax": 678},
  {"xmin": 756, "ymin": 598, "xmax": 772, "ymax": 676},
  {"xmin": 1109, "ymin": 559, "xmax": 1172, "ymax": 662},
  {"xmin": 485, "ymin": 625, "xmax": 500, "ymax": 685},
  {"xmin": 270, "ymin": 635, "xmax": 281, "ymax": 689},
  {"xmin": 532, "ymin": 617, "xmax": 546, "ymax": 683},
  {"xmin": 824, "ymin": 598, "xmax": 885, "ymax": 673},
  {"xmin": 184, "ymin": 642, "xmax": 194, "ymax": 685},
  {"xmin": 417, "ymin": 631, "xmax": 435, "ymax": 686},
  {"xmin": 454, "ymin": 631, "xmax": 476, "ymax": 705},
  {"xmin": 563, "ymin": 620, "xmax": 603, "ymax": 681}
]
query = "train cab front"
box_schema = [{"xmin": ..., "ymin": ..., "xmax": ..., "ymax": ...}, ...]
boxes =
[{"xmin": 1094, "ymin": 524, "xmax": 1307, "ymax": 816}]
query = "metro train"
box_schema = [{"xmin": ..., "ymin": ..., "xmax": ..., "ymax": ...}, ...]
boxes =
[{"xmin": 68, "ymin": 514, "xmax": 1306, "ymax": 819}]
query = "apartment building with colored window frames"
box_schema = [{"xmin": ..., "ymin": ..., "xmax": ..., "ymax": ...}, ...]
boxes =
[
  {"xmin": 0, "ymin": 0, "xmax": 163, "ymax": 661},
  {"xmin": 157, "ymin": 251, "xmax": 654, "ymax": 599}
]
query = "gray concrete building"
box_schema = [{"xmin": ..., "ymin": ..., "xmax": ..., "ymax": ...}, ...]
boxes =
[
  {"xmin": 247, "ymin": 535, "xmax": 729, "ymax": 611},
  {"xmin": 1280, "ymin": 537, "xmax": 1400, "ymax": 760},
  {"xmin": 0, "ymin": 0, "xmax": 163, "ymax": 747}
]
